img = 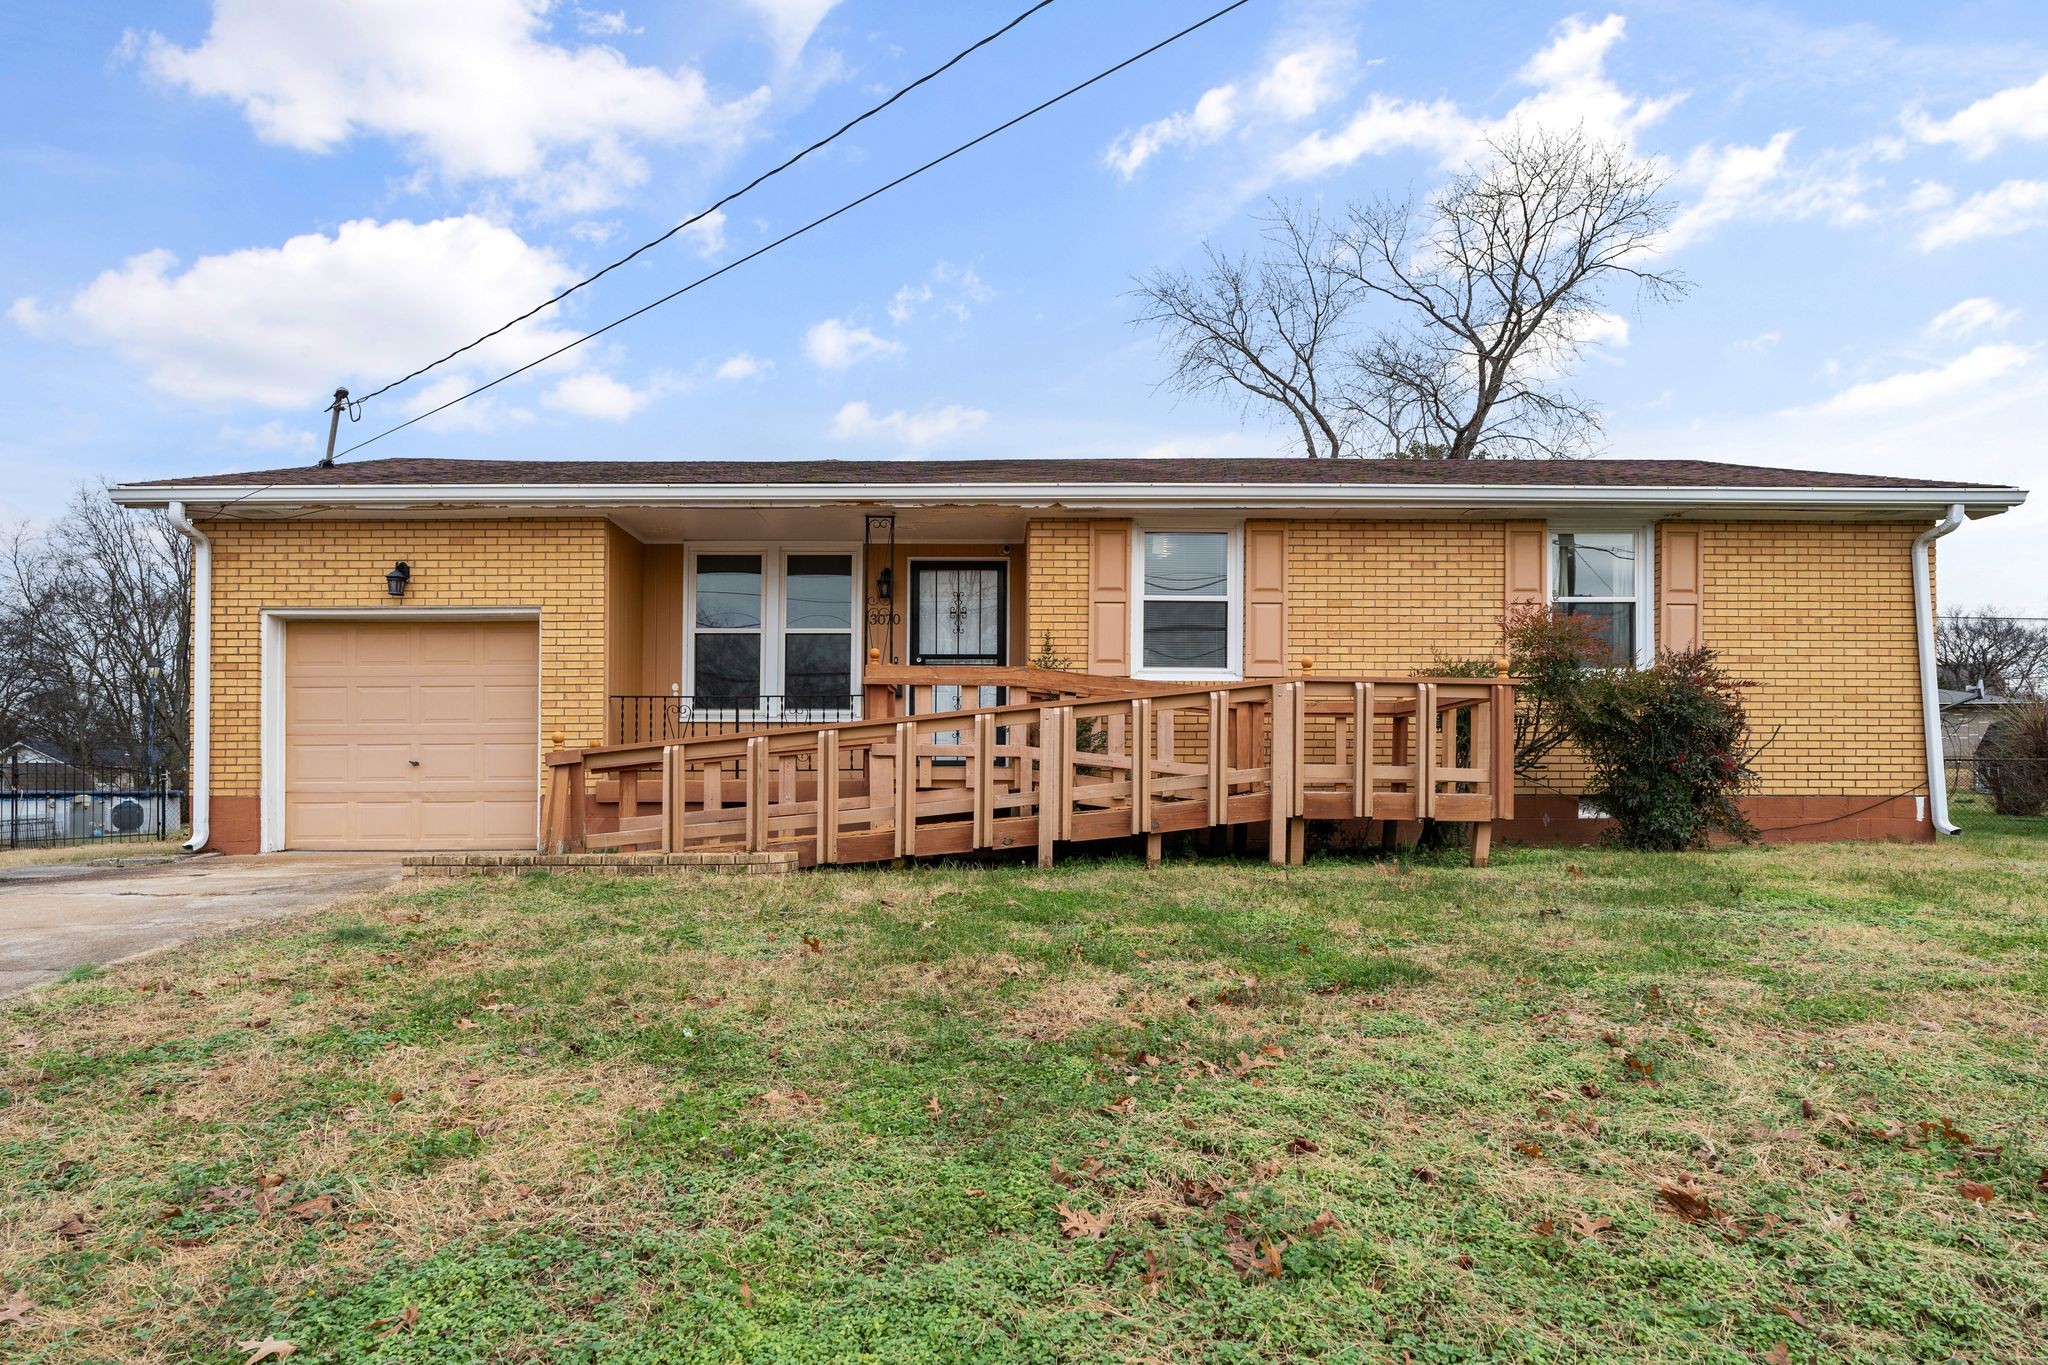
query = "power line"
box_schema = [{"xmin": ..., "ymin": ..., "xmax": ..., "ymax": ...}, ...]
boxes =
[
  {"xmin": 343, "ymin": 0, "xmax": 1060, "ymax": 411},
  {"xmin": 330, "ymin": 0, "xmax": 1256, "ymax": 462}
]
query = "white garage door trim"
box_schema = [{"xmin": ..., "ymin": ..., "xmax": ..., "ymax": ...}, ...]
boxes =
[{"xmin": 260, "ymin": 608, "xmax": 543, "ymax": 854}]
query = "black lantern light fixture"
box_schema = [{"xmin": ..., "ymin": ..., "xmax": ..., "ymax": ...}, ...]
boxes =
[
  {"xmin": 385, "ymin": 561, "xmax": 412, "ymax": 597},
  {"xmin": 875, "ymin": 565, "xmax": 893, "ymax": 601}
]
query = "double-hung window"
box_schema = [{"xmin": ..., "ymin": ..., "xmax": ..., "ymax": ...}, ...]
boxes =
[
  {"xmin": 687, "ymin": 549, "xmax": 857, "ymax": 718},
  {"xmin": 1550, "ymin": 528, "xmax": 1651, "ymax": 666},
  {"xmin": 1133, "ymin": 527, "xmax": 1240, "ymax": 680}
]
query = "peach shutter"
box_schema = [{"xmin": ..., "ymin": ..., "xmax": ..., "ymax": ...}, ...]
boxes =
[
  {"xmin": 1244, "ymin": 521, "xmax": 1288, "ymax": 677},
  {"xmin": 1086, "ymin": 520, "xmax": 1133, "ymax": 675},
  {"xmin": 1504, "ymin": 521, "xmax": 1547, "ymax": 609},
  {"xmin": 1659, "ymin": 525, "xmax": 1704, "ymax": 652}
]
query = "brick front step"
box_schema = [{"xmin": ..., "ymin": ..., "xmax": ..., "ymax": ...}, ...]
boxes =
[{"xmin": 402, "ymin": 851, "xmax": 798, "ymax": 878}]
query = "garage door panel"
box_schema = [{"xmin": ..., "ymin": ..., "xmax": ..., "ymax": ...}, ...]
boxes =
[
  {"xmin": 285, "ymin": 621, "xmax": 538, "ymax": 851},
  {"xmin": 418, "ymin": 630, "xmax": 479, "ymax": 666},
  {"xmin": 480, "ymin": 684, "xmax": 533, "ymax": 722},
  {"xmin": 288, "ymin": 685, "xmax": 351, "ymax": 725},
  {"xmin": 418, "ymin": 685, "xmax": 478, "ymax": 724}
]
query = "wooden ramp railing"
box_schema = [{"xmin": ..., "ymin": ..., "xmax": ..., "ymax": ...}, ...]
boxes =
[{"xmin": 542, "ymin": 677, "xmax": 1516, "ymax": 870}]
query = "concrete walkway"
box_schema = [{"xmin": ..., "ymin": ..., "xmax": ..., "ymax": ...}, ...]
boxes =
[{"xmin": 0, "ymin": 854, "xmax": 404, "ymax": 998}]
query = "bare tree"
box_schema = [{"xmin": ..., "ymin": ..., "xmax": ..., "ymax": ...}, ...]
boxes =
[
  {"xmin": 1132, "ymin": 125, "xmax": 1688, "ymax": 459},
  {"xmin": 1938, "ymin": 608, "xmax": 2048, "ymax": 698},
  {"xmin": 0, "ymin": 487, "xmax": 191, "ymax": 775}
]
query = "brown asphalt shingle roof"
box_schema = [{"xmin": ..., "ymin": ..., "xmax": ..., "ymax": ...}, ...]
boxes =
[{"xmin": 132, "ymin": 457, "xmax": 2002, "ymax": 491}]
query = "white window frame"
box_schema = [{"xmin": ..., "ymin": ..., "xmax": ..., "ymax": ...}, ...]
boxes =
[
  {"xmin": 1547, "ymin": 524, "xmax": 1655, "ymax": 668},
  {"xmin": 682, "ymin": 544, "xmax": 863, "ymax": 720},
  {"xmin": 1129, "ymin": 521, "xmax": 1243, "ymax": 683}
]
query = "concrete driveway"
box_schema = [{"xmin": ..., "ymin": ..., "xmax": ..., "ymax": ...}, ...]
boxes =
[{"xmin": 0, "ymin": 854, "xmax": 404, "ymax": 997}]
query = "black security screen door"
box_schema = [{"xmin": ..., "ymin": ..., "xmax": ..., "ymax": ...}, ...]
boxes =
[{"xmin": 910, "ymin": 562, "xmax": 1007, "ymax": 667}]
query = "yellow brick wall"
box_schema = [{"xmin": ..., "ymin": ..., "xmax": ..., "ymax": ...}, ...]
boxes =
[
  {"xmin": 1023, "ymin": 518, "xmax": 1091, "ymax": 667},
  {"xmin": 1019, "ymin": 515, "xmax": 1928, "ymax": 800},
  {"xmin": 1285, "ymin": 520, "xmax": 1507, "ymax": 672},
  {"xmin": 1686, "ymin": 521, "xmax": 1923, "ymax": 796},
  {"xmin": 204, "ymin": 517, "xmax": 610, "ymax": 797}
]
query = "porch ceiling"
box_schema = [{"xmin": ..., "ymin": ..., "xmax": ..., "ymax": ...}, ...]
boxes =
[{"xmin": 606, "ymin": 504, "xmax": 1033, "ymax": 543}]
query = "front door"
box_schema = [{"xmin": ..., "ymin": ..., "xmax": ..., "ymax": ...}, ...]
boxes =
[{"xmin": 909, "ymin": 562, "xmax": 1008, "ymax": 730}]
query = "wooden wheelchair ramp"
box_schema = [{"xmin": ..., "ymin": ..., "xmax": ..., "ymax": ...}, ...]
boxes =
[{"xmin": 543, "ymin": 677, "xmax": 1516, "ymax": 870}]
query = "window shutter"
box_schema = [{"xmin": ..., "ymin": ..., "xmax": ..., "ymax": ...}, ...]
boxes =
[
  {"xmin": 1504, "ymin": 521, "xmax": 1547, "ymax": 610},
  {"xmin": 1244, "ymin": 522, "xmax": 1288, "ymax": 677},
  {"xmin": 1086, "ymin": 520, "xmax": 1132, "ymax": 675},
  {"xmin": 1659, "ymin": 525, "xmax": 1704, "ymax": 652}
]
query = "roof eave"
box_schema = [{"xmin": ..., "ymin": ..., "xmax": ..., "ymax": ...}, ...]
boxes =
[{"xmin": 107, "ymin": 479, "xmax": 2029, "ymax": 516}]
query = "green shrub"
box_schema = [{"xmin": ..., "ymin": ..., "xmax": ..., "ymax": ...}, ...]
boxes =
[
  {"xmin": 1568, "ymin": 647, "xmax": 1759, "ymax": 850},
  {"xmin": 1978, "ymin": 701, "xmax": 2048, "ymax": 816},
  {"xmin": 1433, "ymin": 604, "xmax": 1606, "ymax": 778}
]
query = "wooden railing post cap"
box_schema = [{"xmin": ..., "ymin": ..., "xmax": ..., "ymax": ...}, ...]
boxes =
[
  {"xmin": 1298, "ymin": 657, "xmax": 1315, "ymax": 675},
  {"xmin": 551, "ymin": 730, "xmax": 565, "ymax": 749},
  {"xmin": 869, "ymin": 646, "xmax": 882, "ymax": 662},
  {"xmin": 1494, "ymin": 656, "xmax": 1510, "ymax": 677}
]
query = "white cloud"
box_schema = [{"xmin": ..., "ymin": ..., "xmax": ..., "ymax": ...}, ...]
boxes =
[
  {"xmin": 830, "ymin": 400, "xmax": 986, "ymax": 448},
  {"xmin": 678, "ymin": 209, "xmax": 727, "ymax": 257},
  {"xmin": 745, "ymin": 0, "xmax": 839, "ymax": 63},
  {"xmin": 1255, "ymin": 42, "xmax": 1351, "ymax": 121},
  {"xmin": 1105, "ymin": 42, "xmax": 1355, "ymax": 180},
  {"xmin": 15, "ymin": 215, "xmax": 588, "ymax": 410},
  {"xmin": 888, "ymin": 263, "xmax": 992, "ymax": 325},
  {"xmin": 1278, "ymin": 14, "xmax": 1678, "ymax": 182},
  {"xmin": 1905, "ymin": 71, "xmax": 2048, "ymax": 158},
  {"xmin": 1926, "ymin": 297, "xmax": 2017, "ymax": 340},
  {"xmin": 1787, "ymin": 343, "xmax": 2033, "ymax": 417},
  {"xmin": 220, "ymin": 419, "xmax": 317, "ymax": 453},
  {"xmin": 573, "ymin": 8, "xmax": 637, "ymax": 37},
  {"xmin": 715, "ymin": 351, "xmax": 770, "ymax": 381},
  {"xmin": 541, "ymin": 370, "xmax": 667, "ymax": 420},
  {"xmin": 1734, "ymin": 329, "xmax": 1782, "ymax": 353},
  {"xmin": 1106, "ymin": 84, "xmax": 1238, "ymax": 179},
  {"xmin": 133, "ymin": 0, "xmax": 768, "ymax": 212},
  {"xmin": 803, "ymin": 318, "xmax": 901, "ymax": 370},
  {"xmin": 1915, "ymin": 178, "xmax": 2048, "ymax": 249}
]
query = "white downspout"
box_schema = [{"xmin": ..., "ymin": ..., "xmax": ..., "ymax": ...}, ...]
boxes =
[
  {"xmin": 166, "ymin": 501, "xmax": 211, "ymax": 853},
  {"xmin": 1913, "ymin": 503, "xmax": 1966, "ymax": 836}
]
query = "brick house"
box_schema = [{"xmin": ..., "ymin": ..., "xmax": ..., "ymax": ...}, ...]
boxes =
[{"xmin": 111, "ymin": 457, "xmax": 2026, "ymax": 858}]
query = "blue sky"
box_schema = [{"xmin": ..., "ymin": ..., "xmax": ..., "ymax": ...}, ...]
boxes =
[{"xmin": 4, "ymin": 0, "xmax": 2045, "ymax": 612}]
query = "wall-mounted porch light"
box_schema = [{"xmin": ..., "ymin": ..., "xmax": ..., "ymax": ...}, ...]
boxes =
[
  {"xmin": 385, "ymin": 561, "xmax": 412, "ymax": 597},
  {"xmin": 875, "ymin": 565, "xmax": 893, "ymax": 601}
]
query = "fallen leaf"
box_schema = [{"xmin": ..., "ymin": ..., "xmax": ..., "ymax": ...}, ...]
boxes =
[
  {"xmin": 1139, "ymin": 1247, "xmax": 1166, "ymax": 1294},
  {"xmin": 453, "ymin": 1018, "xmax": 479, "ymax": 1032},
  {"xmin": 1409, "ymin": 1166, "xmax": 1438, "ymax": 1185},
  {"xmin": 1057, "ymin": 1203, "xmax": 1109, "ymax": 1239},
  {"xmin": 7, "ymin": 1034, "xmax": 34, "ymax": 1050},
  {"xmin": 739, "ymin": 1281, "xmax": 753, "ymax": 1304},
  {"xmin": 0, "ymin": 1289, "xmax": 33, "ymax": 1325},
  {"xmin": 51, "ymin": 1213, "xmax": 91, "ymax": 1244},
  {"xmin": 1656, "ymin": 1179, "xmax": 1720, "ymax": 1225},
  {"xmin": 1513, "ymin": 1140, "xmax": 1546, "ymax": 1159},
  {"xmin": 1800, "ymin": 1098, "xmax": 1815, "ymax": 1119},
  {"xmin": 1302, "ymin": 1210, "xmax": 1342, "ymax": 1237},
  {"xmin": 1758, "ymin": 1344, "xmax": 1790, "ymax": 1365},
  {"xmin": 236, "ymin": 1339, "xmax": 296, "ymax": 1365},
  {"xmin": 1285, "ymin": 1137, "xmax": 1320, "ymax": 1155},
  {"xmin": 1099, "ymin": 1094, "xmax": 1136, "ymax": 1118},
  {"xmin": 286, "ymin": 1195, "xmax": 338, "ymax": 1221},
  {"xmin": 385, "ymin": 1089, "xmax": 405, "ymax": 1104},
  {"xmin": 1532, "ymin": 1217, "xmax": 1558, "ymax": 1238},
  {"xmin": 800, "ymin": 935, "xmax": 823, "ymax": 955},
  {"xmin": 1959, "ymin": 1180, "xmax": 1996, "ymax": 1205},
  {"xmin": 1569, "ymin": 1213, "xmax": 1613, "ymax": 1239},
  {"xmin": 376, "ymin": 1305, "xmax": 420, "ymax": 1337},
  {"xmin": 1049, "ymin": 1159, "xmax": 1078, "ymax": 1188}
]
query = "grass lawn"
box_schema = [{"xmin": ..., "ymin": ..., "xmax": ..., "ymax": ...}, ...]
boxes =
[
  {"xmin": 2, "ymin": 812, "xmax": 2044, "ymax": 1363},
  {"xmin": 0, "ymin": 838, "xmax": 189, "ymax": 871}
]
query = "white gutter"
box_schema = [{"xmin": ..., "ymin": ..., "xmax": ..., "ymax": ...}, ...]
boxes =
[
  {"xmin": 165, "ymin": 501, "xmax": 211, "ymax": 853},
  {"xmin": 108, "ymin": 479, "xmax": 2029, "ymax": 516},
  {"xmin": 1914, "ymin": 503, "xmax": 1966, "ymax": 836}
]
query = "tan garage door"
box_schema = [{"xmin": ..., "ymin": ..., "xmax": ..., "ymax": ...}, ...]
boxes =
[{"xmin": 285, "ymin": 620, "xmax": 539, "ymax": 851}]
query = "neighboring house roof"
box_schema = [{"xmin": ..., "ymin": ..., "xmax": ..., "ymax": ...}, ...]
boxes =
[
  {"xmin": 110, "ymin": 456, "xmax": 2027, "ymax": 518},
  {"xmin": 1940, "ymin": 687, "xmax": 2028, "ymax": 709}
]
